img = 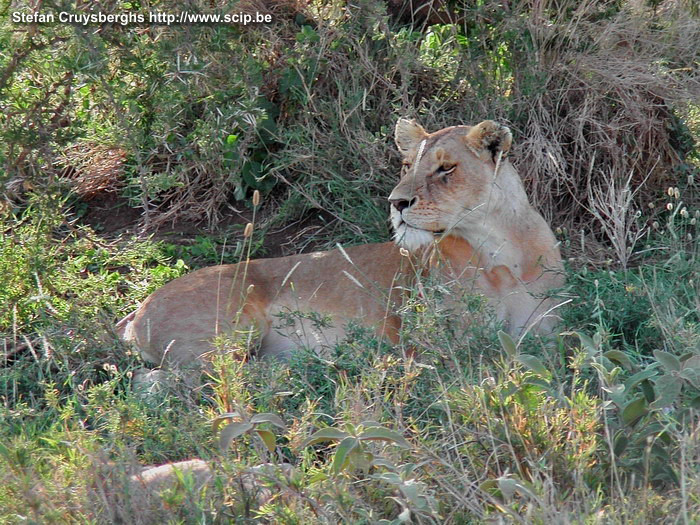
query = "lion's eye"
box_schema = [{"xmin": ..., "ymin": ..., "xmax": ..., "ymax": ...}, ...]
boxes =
[{"xmin": 436, "ymin": 164, "xmax": 456, "ymax": 177}]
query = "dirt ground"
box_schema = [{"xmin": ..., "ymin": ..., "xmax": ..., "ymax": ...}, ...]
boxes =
[{"xmin": 80, "ymin": 192, "xmax": 335, "ymax": 259}]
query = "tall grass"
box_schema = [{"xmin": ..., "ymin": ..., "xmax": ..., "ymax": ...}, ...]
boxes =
[{"xmin": 1, "ymin": 188, "xmax": 698, "ymax": 522}]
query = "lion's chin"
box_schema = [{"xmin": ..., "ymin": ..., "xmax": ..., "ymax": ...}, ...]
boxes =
[{"xmin": 392, "ymin": 222, "xmax": 437, "ymax": 252}]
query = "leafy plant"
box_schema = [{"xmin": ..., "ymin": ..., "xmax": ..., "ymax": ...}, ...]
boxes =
[
  {"xmin": 214, "ymin": 409, "xmax": 287, "ymax": 455},
  {"xmin": 572, "ymin": 329, "xmax": 700, "ymax": 487},
  {"xmin": 302, "ymin": 422, "xmax": 410, "ymax": 474},
  {"xmin": 371, "ymin": 462, "xmax": 440, "ymax": 524}
]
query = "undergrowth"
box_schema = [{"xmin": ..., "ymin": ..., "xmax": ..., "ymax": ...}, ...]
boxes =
[{"xmin": 1, "ymin": 186, "xmax": 698, "ymax": 522}]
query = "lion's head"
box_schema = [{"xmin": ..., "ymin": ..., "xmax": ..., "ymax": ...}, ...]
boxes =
[{"xmin": 389, "ymin": 119, "xmax": 517, "ymax": 252}]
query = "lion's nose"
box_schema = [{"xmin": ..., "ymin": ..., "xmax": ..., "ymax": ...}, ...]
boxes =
[{"xmin": 389, "ymin": 197, "xmax": 417, "ymax": 213}]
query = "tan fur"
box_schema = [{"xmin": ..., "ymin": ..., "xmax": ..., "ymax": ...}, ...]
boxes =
[
  {"xmin": 95, "ymin": 459, "xmax": 293, "ymax": 521},
  {"xmin": 118, "ymin": 120, "xmax": 565, "ymax": 366}
]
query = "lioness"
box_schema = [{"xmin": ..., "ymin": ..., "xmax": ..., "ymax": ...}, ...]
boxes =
[{"xmin": 118, "ymin": 119, "xmax": 565, "ymax": 366}]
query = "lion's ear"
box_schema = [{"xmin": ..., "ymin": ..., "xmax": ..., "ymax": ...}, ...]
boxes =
[
  {"xmin": 395, "ymin": 118, "xmax": 428, "ymax": 156},
  {"xmin": 464, "ymin": 120, "xmax": 512, "ymax": 160}
]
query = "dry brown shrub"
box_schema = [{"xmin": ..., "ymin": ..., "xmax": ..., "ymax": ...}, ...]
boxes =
[
  {"xmin": 385, "ymin": 0, "xmax": 455, "ymax": 25},
  {"xmin": 59, "ymin": 143, "xmax": 127, "ymax": 199},
  {"xmin": 511, "ymin": 0, "xmax": 699, "ymax": 234},
  {"xmin": 236, "ymin": 0, "xmax": 310, "ymax": 19}
]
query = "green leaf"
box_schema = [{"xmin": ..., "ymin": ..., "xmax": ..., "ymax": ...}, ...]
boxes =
[
  {"xmin": 622, "ymin": 397, "xmax": 648, "ymax": 426},
  {"xmin": 513, "ymin": 383, "xmax": 543, "ymax": 410},
  {"xmin": 574, "ymin": 331, "xmax": 598, "ymax": 355},
  {"xmin": 219, "ymin": 421, "xmax": 253, "ymax": 452},
  {"xmin": 372, "ymin": 472, "xmax": 403, "ymax": 484},
  {"xmin": 593, "ymin": 332, "xmax": 603, "ymax": 348},
  {"xmin": 347, "ymin": 447, "xmax": 372, "ymax": 472},
  {"xmin": 680, "ymin": 356, "xmax": 700, "ymax": 387},
  {"xmin": 212, "ymin": 412, "xmax": 242, "ymax": 433},
  {"xmin": 398, "ymin": 508, "xmax": 412, "ymax": 522},
  {"xmin": 517, "ymin": 354, "xmax": 550, "ymax": 378},
  {"xmin": 370, "ymin": 457, "xmax": 396, "ymax": 470},
  {"xmin": 400, "ymin": 479, "xmax": 425, "ymax": 507},
  {"xmin": 523, "ymin": 376, "xmax": 553, "ymax": 392},
  {"xmin": 651, "ymin": 462, "xmax": 679, "ymax": 485},
  {"xmin": 479, "ymin": 479, "xmax": 499, "ymax": 494},
  {"xmin": 332, "ymin": 437, "xmax": 358, "ymax": 474},
  {"xmin": 591, "ymin": 362, "xmax": 612, "ymax": 382},
  {"xmin": 301, "ymin": 427, "xmax": 349, "ymax": 448},
  {"xmin": 606, "ymin": 383, "xmax": 627, "ymax": 409},
  {"xmin": 358, "ymin": 427, "xmax": 411, "ymax": 448},
  {"xmin": 651, "ymin": 442, "xmax": 670, "ymax": 462},
  {"xmin": 498, "ymin": 478, "xmax": 518, "ymax": 500},
  {"xmin": 233, "ymin": 185, "xmax": 246, "ymax": 201},
  {"xmin": 308, "ymin": 471, "xmax": 328, "ymax": 483},
  {"xmin": 691, "ymin": 395, "xmax": 700, "ymax": 409},
  {"xmin": 613, "ymin": 431, "xmax": 629, "ymax": 457},
  {"xmin": 250, "ymin": 412, "xmax": 287, "ymax": 430},
  {"xmin": 501, "ymin": 381, "xmax": 519, "ymax": 398},
  {"xmin": 641, "ymin": 378, "xmax": 656, "ymax": 403},
  {"xmin": 498, "ymin": 330, "xmax": 517, "ymax": 358},
  {"xmin": 650, "ymin": 374, "xmax": 682, "ymax": 410},
  {"xmin": 653, "ymin": 350, "xmax": 681, "ymax": 372},
  {"xmin": 604, "ymin": 350, "xmax": 633, "ymax": 371},
  {"xmin": 255, "ymin": 429, "xmax": 277, "ymax": 452},
  {"xmin": 624, "ymin": 367, "xmax": 659, "ymax": 391},
  {"xmin": 680, "ymin": 368, "xmax": 700, "ymax": 388}
]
